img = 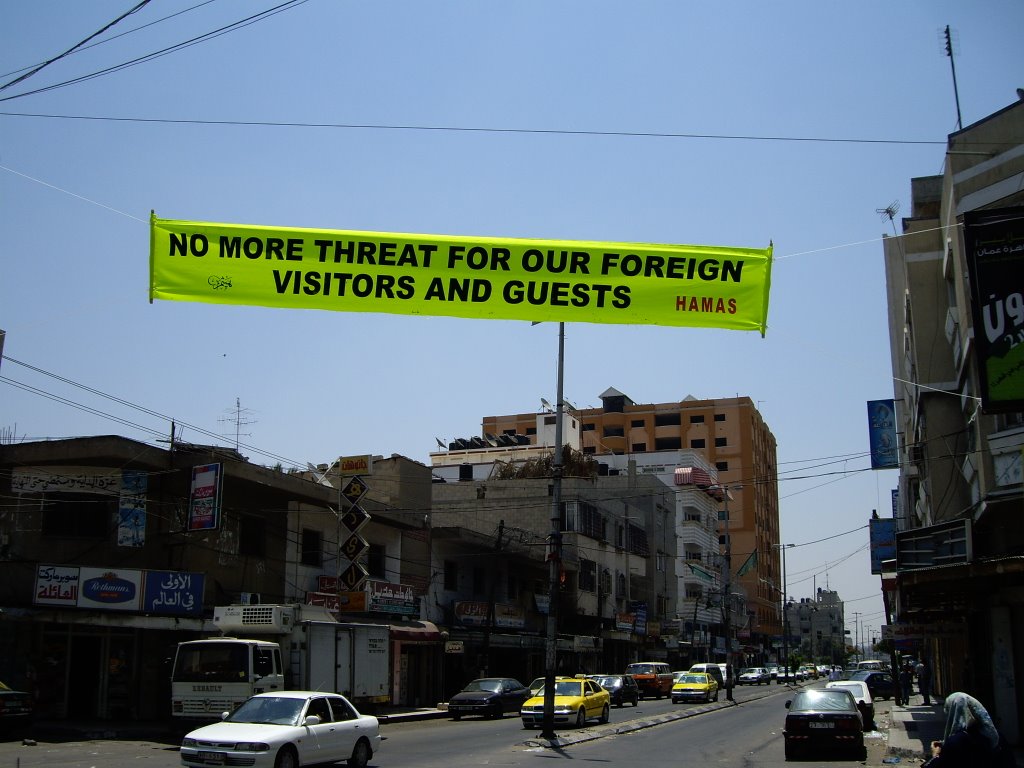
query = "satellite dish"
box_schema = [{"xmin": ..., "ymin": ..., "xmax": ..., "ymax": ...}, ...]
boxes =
[
  {"xmin": 305, "ymin": 462, "xmax": 335, "ymax": 488},
  {"xmin": 540, "ymin": 398, "xmax": 553, "ymax": 411},
  {"xmin": 435, "ymin": 437, "xmax": 446, "ymax": 450}
]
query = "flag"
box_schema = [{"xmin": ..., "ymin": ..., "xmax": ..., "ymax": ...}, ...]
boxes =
[
  {"xmin": 688, "ymin": 563, "xmax": 715, "ymax": 583},
  {"xmin": 736, "ymin": 548, "xmax": 758, "ymax": 577}
]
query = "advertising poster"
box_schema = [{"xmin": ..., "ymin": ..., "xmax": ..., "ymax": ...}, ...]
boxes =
[
  {"xmin": 964, "ymin": 207, "xmax": 1024, "ymax": 412},
  {"xmin": 188, "ymin": 462, "xmax": 222, "ymax": 531},
  {"xmin": 867, "ymin": 399, "xmax": 898, "ymax": 469}
]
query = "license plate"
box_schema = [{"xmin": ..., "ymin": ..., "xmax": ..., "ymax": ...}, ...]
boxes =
[
  {"xmin": 809, "ymin": 722, "xmax": 834, "ymax": 729},
  {"xmin": 197, "ymin": 751, "xmax": 225, "ymax": 764}
]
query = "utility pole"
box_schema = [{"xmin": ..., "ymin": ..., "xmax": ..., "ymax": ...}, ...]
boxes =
[
  {"xmin": 852, "ymin": 612, "xmax": 862, "ymax": 664},
  {"xmin": 721, "ymin": 487, "xmax": 734, "ymax": 702},
  {"xmin": 540, "ymin": 323, "xmax": 565, "ymax": 740},
  {"xmin": 481, "ymin": 520, "xmax": 505, "ymax": 677}
]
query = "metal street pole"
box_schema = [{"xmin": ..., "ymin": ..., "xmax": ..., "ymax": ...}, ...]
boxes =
[
  {"xmin": 722, "ymin": 488, "xmax": 733, "ymax": 701},
  {"xmin": 540, "ymin": 323, "xmax": 565, "ymax": 740},
  {"xmin": 781, "ymin": 543, "xmax": 790, "ymax": 682}
]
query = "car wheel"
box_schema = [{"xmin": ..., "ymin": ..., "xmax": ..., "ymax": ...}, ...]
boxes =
[
  {"xmin": 632, "ymin": 695, "xmax": 639, "ymax": 707},
  {"xmin": 575, "ymin": 708, "xmax": 586, "ymax": 728},
  {"xmin": 599, "ymin": 704, "xmax": 609, "ymax": 724},
  {"xmin": 274, "ymin": 745, "xmax": 298, "ymax": 768},
  {"xmin": 451, "ymin": 714, "xmax": 461, "ymax": 721},
  {"xmin": 714, "ymin": 688, "xmax": 719, "ymax": 701},
  {"xmin": 348, "ymin": 738, "xmax": 372, "ymax": 768},
  {"xmin": 783, "ymin": 739, "xmax": 796, "ymax": 761}
]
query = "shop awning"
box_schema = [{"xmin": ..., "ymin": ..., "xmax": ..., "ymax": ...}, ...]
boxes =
[{"xmin": 389, "ymin": 619, "xmax": 442, "ymax": 643}]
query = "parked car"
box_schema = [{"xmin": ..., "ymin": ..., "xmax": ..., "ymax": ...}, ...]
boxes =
[
  {"xmin": 765, "ymin": 665, "xmax": 780, "ymax": 682},
  {"xmin": 783, "ymin": 688, "xmax": 865, "ymax": 761},
  {"xmin": 528, "ymin": 677, "xmax": 545, "ymax": 696},
  {"xmin": 738, "ymin": 667, "xmax": 770, "ymax": 685},
  {"xmin": 589, "ymin": 674, "xmax": 640, "ymax": 708},
  {"xmin": 520, "ymin": 677, "xmax": 611, "ymax": 728},
  {"xmin": 179, "ymin": 690, "xmax": 381, "ymax": 768},
  {"xmin": 624, "ymin": 662, "xmax": 674, "ymax": 699},
  {"xmin": 448, "ymin": 677, "xmax": 531, "ymax": 720},
  {"xmin": 0, "ymin": 680, "xmax": 33, "ymax": 736},
  {"xmin": 825, "ymin": 680, "xmax": 875, "ymax": 730},
  {"xmin": 847, "ymin": 670, "xmax": 896, "ymax": 701},
  {"xmin": 671, "ymin": 672, "xmax": 719, "ymax": 703}
]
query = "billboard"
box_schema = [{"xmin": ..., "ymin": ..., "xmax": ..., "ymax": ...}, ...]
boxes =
[
  {"xmin": 867, "ymin": 399, "xmax": 898, "ymax": 469},
  {"xmin": 964, "ymin": 207, "xmax": 1024, "ymax": 412}
]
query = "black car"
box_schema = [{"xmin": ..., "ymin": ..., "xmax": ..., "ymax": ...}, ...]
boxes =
[
  {"xmin": 589, "ymin": 674, "xmax": 640, "ymax": 708},
  {"xmin": 784, "ymin": 688, "xmax": 865, "ymax": 760},
  {"xmin": 0, "ymin": 681, "xmax": 33, "ymax": 736},
  {"xmin": 447, "ymin": 677, "xmax": 531, "ymax": 720},
  {"xmin": 847, "ymin": 669, "xmax": 896, "ymax": 701}
]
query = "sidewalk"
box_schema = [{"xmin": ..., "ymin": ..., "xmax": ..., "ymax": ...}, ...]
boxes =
[{"xmin": 882, "ymin": 692, "xmax": 946, "ymax": 763}]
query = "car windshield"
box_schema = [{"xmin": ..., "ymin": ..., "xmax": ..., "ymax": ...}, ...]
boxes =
[
  {"xmin": 552, "ymin": 681, "xmax": 584, "ymax": 697},
  {"xmin": 791, "ymin": 690, "xmax": 855, "ymax": 712},
  {"xmin": 677, "ymin": 675, "xmax": 707, "ymax": 684},
  {"xmin": 463, "ymin": 679, "xmax": 502, "ymax": 693},
  {"xmin": 594, "ymin": 677, "xmax": 620, "ymax": 688},
  {"xmin": 625, "ymin": 664, "xmax": 657, "ymax": 674},
  {"xmin": 227, "ymin": 696, "xmax": 305, "ymax": 726}
]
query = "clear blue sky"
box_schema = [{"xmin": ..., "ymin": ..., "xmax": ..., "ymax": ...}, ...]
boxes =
[{"xmin": 3, "ymin": 1, "xmax": 1022, "ymax": 639}]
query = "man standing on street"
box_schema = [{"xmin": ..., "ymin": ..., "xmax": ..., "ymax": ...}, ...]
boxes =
[{"xmin": 916, "ymin": 657, "xmax": 933, "ymax": 705}]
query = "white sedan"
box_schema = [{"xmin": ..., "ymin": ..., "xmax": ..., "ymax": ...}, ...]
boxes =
[{"xmin": 180, "ymin": 690, "xmax": 381, "ymax": 768}]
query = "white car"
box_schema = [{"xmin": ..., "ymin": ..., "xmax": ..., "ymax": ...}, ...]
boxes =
[
  {"xmin": 738, "ymin": 667, "xmax": 769, "ymax": 685},
  {"xmin": 180, "ymin": 690, "xmax": 381, "ymax": 768}
]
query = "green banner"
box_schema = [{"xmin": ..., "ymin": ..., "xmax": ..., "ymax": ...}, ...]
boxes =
[{"xmin": 150, "ymin": 215, "xmax": 773, "ymax": 333}]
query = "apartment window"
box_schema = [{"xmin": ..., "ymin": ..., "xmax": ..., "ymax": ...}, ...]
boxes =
[
  {"xmin": 685, "ymin": 586, "xmax": 703, "ymax": 600},
  {"xmin": 690, "ymin": 439, "xmax": 706, "ymax": 449},
  {"xmin": 544, "ymin": 415, "xmax": 556, "ymax": 426},
  {"xmin": 526, "ymin": 427, "xmax": 537, "ymax": 435},
  {"xmin": 655, "ymin": 437, "xmax": 682, "ymax": 450},
  {"xmin": 656, "ymin": 552, "xmax": 666, "ymax": 572},
  {"xmin": 367, "ymin": 543, "xmax": 386, "ymax": 578},
  {"xmin": 654, "ymin": 413, "xmax": 681, "ymax": 426},
  {"xmin": 715, "ymin": 437, "xmax": 727, "ymax": 447},
  {"xmin": 582, "ymin": 422, "xmax": 596, "ymax": 431},
  {"xmin": 301, "ymin": 528, "xmax": 322, "ymax": 567},
  {"xmin": 690, "ymin": 415, "xmax": 705, "ymax": 424},
  {"xmin": 40, "ymin": 493, "xmax": 113, "ymax": 538},
  {"xmin": 632, "ymin": 443, "xmax": 647, "ymax": 452},
  {"xmin": 631, "ymin": 419, "xmax": 645, "ymax": 428},
  {"xmin": 443, "ymin": 560, "xmax": 458, "ymax": 591},
  {"xmin": 239, "ymin": 515, "xmax": 266, "ymax": 557},
  {"xmin": 579, "ymin": 559, "xmax": 597, "ymax": 592},
  {"xmin": 714, "ymin": 413, "xmax": 726, "ymax": 422},
  {"xmin": 615, "ymin": 571, "xmax": 627, "ymax": 598},
  {"xmin": 603, "ymin": 426, "xmax": 625, "ymax": 437},
  {"xmin": 626, "ymin": 523, "xmax": 649, "ymax": 556},
  {"xmin": 715, "ymin": 461, "xmax": 729, "ymax": 472}
]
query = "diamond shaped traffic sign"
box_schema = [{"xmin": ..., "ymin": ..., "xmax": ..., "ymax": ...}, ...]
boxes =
[
  {"xmin": 341, "ymin": 475, "xmax": 368, "ymax": 506},
  {"xmin": 340, "ymin": 531, "xmax": 369, "ymax": 562},
  {"xmin": 339, "ymin": 561, "xmax": 368, "ymax": 591},
  {"xmin": 340, "ymin": 505, "xmax": 371, "ymax": 533}
]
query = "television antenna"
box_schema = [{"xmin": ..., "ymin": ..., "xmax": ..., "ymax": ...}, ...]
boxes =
[
  {"xmin": 876, "ymin": 201, "xmax": 900, "ymax": 237},
  {"xmin": 220, "ymin": 397, "xmax": 255, "ymax": 451}
]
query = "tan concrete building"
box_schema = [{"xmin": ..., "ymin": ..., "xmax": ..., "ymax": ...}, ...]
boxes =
[
  {"xmin": 881, "ymin": 96, "xmax": 1024, "ymax": 743},
  {"xmin": 481, "ymin": 388, "xmax": 782, "ymax": 659}
]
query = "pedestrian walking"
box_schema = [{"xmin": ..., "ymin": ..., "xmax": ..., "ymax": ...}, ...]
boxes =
[
  {"xmin": 900, "ymin": 663, "xmax": 913, "ymax": 704},
  {"xmin": 916, "ymin": 657, "xmax": 933, "ymax": 705}
]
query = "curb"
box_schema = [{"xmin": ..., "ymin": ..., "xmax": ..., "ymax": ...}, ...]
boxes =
[{"xmin": 522, "ymin": 685, "xmax": 791, "ymax": 749}]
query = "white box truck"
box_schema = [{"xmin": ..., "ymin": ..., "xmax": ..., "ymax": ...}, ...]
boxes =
[{"xmin": 171, "ymin": 604, "xmax": 390, "ymax": 722}]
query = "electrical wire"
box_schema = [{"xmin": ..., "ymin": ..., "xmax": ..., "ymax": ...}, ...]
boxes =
[{"xmin": 0, "ymin": 1, "xmax": 310, "ymax": 103}]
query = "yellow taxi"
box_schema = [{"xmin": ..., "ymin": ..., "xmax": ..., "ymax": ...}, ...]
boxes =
[
  {"xmin": 670, "ymin": 671, "xmax": 720, "ymax": 704},
  {"xmin": 520, "ymin": 676, "xmax": 611, "ymax": 728}
]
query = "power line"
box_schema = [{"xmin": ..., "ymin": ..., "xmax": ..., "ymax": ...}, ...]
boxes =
[
  {"xmin": 0, "ymin": 1, "xmax": 310, "ymax": 103},
  {"xmin": 0, "ymin": 109, "xmax": 952, "ymax": 147}
]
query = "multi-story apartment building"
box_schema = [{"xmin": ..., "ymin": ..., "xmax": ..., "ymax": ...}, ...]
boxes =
[
  {"xmin": 480, "ymin": 389, "xmax": 782, "ymax": 656},
  {"xmin": 882, "ymin": 95, "xmax": 1024, "ymax": 742},
  {"xmin": 429, "ymin": 471, "xmax": 675, "ymax": 687},
  {"xmin": 785, "ymin": 589, "xmax": 846, "ymax": 666}
]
